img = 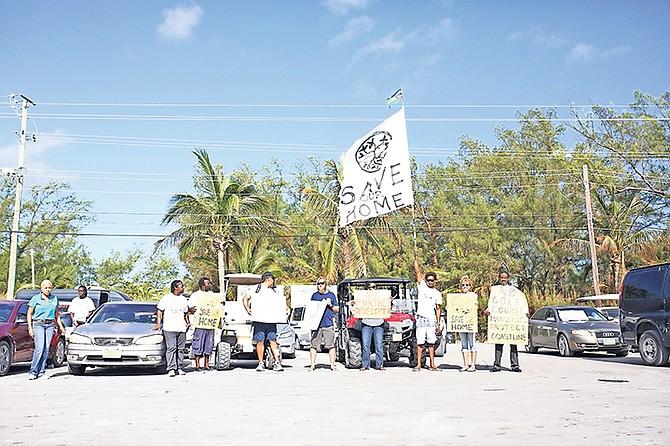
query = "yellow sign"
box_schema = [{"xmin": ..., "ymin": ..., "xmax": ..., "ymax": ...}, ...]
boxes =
[
  {"xmin": 352, "ymin": 290, "xmax": 391, "ymax": 319},
  {"xmin": 446, "ymin": 292, "xmax": 478, "ymax": 333},
  {"xmin": 193, "ymin": 292, "xmax": 224, "ymax": 329},
  {"xmin": 486, "ymin": 285, "xmax": 528, "ymax": 345}
]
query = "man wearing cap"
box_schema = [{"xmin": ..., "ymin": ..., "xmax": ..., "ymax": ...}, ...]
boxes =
[
  {"xmin": 308, "ymin": 277, "xmax": 339, "ymax": 371},
  {"xmin": 242, "ymin": 272, "xmax": 286, "ymax": 372}
]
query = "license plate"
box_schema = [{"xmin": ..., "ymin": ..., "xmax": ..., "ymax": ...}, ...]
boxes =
[
  {"xmin": 102, "ymin": 347, "xmax": 122, "ymax": 359},
  {"xmin": 392, "ymin": 333, "xmax": 402, "ymax": 342},
  {"xmin": 602, "ymin": 338, "xmax": 616, "ymax": 345}
]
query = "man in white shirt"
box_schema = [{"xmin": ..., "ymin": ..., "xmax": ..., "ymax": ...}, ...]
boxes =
[
  {"xmin": 242, "ymin": 272, "xmax": 286, "ymax": 372},
  {"xmin": 68, "ymin": 285, "xmax": 96, "ymax": 326},
  {"xmin": 153, "ymin": 280, "xmax": 189, "ymax": 377},
  {"xmin": 413, "ymin": 255, "xmax": 442, "ymax": 372}
]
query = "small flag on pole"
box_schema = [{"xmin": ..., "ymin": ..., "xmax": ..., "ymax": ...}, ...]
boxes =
[{"xmin": 386, "ymin": 88, "xmax": 404, "ymax": 108}]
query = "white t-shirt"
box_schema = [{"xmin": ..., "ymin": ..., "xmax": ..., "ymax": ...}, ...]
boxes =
[
  {"xmin": 157, "ymin": 293, "xmax": 189, "ymax": 332},
  {"xmin": 68, "ymin": 297, "xmax": 96, "ymax": 323},
  {"xmin": 416, "ymin": 280, "xmax": 441, "ymax": 319},
  {"xmin": 249, "ymin": 285, "xmax": 286, "ymax": 323}
]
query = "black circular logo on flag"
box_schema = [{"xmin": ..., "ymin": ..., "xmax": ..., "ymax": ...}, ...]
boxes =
[{"xmin": 355, "ymin": 131, "xmax": 392, "ymax": 173}]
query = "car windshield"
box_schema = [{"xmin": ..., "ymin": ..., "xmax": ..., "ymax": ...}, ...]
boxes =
[
  {"xmin": 557, "ymin": 308, "xmax": 607, "ymax": 322},
  {"xmin": 291, "ymin": 307, "xmax": 305, "ymax": 322},
  {"xmin": 0, "ymin": 302, "xmax": 13, "ymax": 323},
  {"xmin": 90, "ymin": 303, "xmax": 158, "ymax": 324},
  {"xmin": 599, "ymin": 308, "xmax": 619, "ymax": 319}
]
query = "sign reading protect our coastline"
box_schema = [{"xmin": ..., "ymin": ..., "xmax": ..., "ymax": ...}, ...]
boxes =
[
  {"xmin": 446, "ymin": 292, "xmax": 478, "ymax": 333},
  {"xmin": 352, "ymin": 290, "xmax": 391, "ymax": 319},
  {"xmin": 338, "ymin": 108, "xmax": 414, "ymax": 227},
  {"xmin": 193, "ymin": 293, "xmax": 224, "ymax": 329},
  {"xmin": 486, "ymin": 285, "xmax": 528, "ymax": 345}
]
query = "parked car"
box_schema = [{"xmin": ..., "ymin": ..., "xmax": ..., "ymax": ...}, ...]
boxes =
[
  {"xmin": 290, "ymin": 304, "xmax": 311, "ymax": 350},
  {"xmin": 16, "ymin": 287, "xmax": 132, "ymax": 308},
  {"xmin": 0, "ymin": 299, "xmax": 66, "ymax": 376},
  {"xmin": 526, "ymin": 305, "xmax": 628, "ymax": 357},
  {"xmin": 575, "ymin": 294, "xmax": 620, "ymax": 325},
  {"xmin": 620, "ymin": 263, "xmax": 670, "ymax": 366},
  {"xmin": 66, "ymin": 301, "xmax": 166, "ymax": 375}
]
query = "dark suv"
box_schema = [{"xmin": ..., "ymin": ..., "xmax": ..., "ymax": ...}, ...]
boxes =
[{"xmin": 619, "ymin": 263, "xmax": 670, "ymax": 366}]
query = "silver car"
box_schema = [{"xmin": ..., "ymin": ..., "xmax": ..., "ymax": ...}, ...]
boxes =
[
  {"xmin": 526, "ymin": 305, "xmax": 628, "ymax": 357},
  {"xmin": 66, "ymin": 302, "xmax": 166, "ymax": 375}
]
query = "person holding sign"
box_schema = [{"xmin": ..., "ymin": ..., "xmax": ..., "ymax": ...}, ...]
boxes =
[
  {"xmin": 242, "ymin": 272, "xmax": 287, "ymax": 372},
  {"xmin": 187, "ymin": 277, "xmax": 220, "ymax": 372},
  {"xmin": 308, "ymin": 278, "xmax": 339, "ymax": 371},
  {"xmin": 412, "ymin": 256, "xmax": 442, "ymax": 372},
  {"xmin": 358, "ymin": 283, "xmax": 388, "ymax": 371},
  {"xmin": 484, "ymin": 271, "xmax": 529, "ymax": 373},
  {"xmin": 455, "ymin": 276, "xmax": 478, "ymax": 372}
]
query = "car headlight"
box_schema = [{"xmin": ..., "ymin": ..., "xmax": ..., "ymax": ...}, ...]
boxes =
[
  {"xmin": 69, "ymin": 333, "xmax": 92, "ymax": 344},
  {"xmin": 571, "ymin": 329, "xmax": 593, "ymax": 336},
  {"xmin": 136, "ymin": 334, "xmax": 164, "ymax": 345}
]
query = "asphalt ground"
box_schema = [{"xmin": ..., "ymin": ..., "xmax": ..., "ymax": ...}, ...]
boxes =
[{"xmin": 1, "ymin": 343, "xmax": 668, "ymax": 446}]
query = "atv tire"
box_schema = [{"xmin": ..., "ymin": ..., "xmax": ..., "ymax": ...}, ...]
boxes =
[
  {"xmin": 346, "ymin": 338, "xmax": 362, "ymax": 369},
  {"xmin": 215, "ymin": 342, "xmax": 232, "ymax": 370}
]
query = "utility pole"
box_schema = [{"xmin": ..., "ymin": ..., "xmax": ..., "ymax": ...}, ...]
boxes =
[
  {"xmin": 6, "ymin": 94, "xmax": 35, "ymax": 299},
  {"xmin": 582, "ymin": 164, "xmax": 601, "ymax": 298}
]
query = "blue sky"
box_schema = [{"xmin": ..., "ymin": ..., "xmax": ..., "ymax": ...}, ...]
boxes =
[{"xmin": 1, "ymin": 0, "xmax": 669, "ymax": 264}]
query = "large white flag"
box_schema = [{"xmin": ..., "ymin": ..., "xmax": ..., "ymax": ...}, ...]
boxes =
[{"xmin": 339, "ymin": 107, "xmax": 414, "ymax": 227}]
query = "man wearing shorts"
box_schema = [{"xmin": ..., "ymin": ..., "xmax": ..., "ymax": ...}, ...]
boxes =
[
  {"xmin": 309, "ymin": 277, "xmax": 339, "ymax": 371},
  {"xmin": 243, "ymin": 272, "xmax": 285, "ymax": 372},
  {"xmin": 188, "ymin": 277, "xmax": 217, "ymax": 371},
  {"xmin": 413, "ymin": 254, "xmax": 442, "ymax": 371}
]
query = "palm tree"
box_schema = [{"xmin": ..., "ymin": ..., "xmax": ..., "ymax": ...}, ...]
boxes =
[
  {"xmin": 155, "ymin": 149, "xmax": 286, "ymax": 291},
  {"xmin": 301, "ymin": 159, "xmax": 396, "ymax": 282}
]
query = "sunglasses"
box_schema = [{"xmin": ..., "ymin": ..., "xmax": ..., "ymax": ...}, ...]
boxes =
[
  {"xmin": 317, "ymin": 282, "xmax": 326, "ymax": 285},
  {"xmin": 426, "ymin": 279, "xmax": 436, "ymax": 283},
  {"xmin": 461, "ymin": 284, "xmax": 471, "ymax": 288}
]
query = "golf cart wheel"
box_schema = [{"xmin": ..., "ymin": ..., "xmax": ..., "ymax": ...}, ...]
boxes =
[{"xmin": 216, "ymin": 342, "xmax": 232, "ymax": 370}]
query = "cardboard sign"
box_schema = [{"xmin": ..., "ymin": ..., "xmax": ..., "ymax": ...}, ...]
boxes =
[
  {"xmin": 486, "ymin": 285, "xmax": 528, "ymax": 345},
  {"xmin": 303, "ymin": 299, "xmax": 329, "ymax": 331},
  {"xmin": 446, "ymin": 292, "xmax": 478, "ymax": 333},
  {"xmin": 352, "ymin": 290, "xmax": 391, "ymax": 319},
  {"xmin": 193, "ymin": 292, "xmax": 224, "ymax": 329}
]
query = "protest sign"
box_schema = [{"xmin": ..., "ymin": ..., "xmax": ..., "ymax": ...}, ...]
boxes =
[
  {"xmin": 446, "ymin": 292, "xmax": 478, "ymax": 333},
  {"xmin": 303, "ymin": 299, "xmax": 329, "ymax": 331},
  {"xmin": 193, "ymin": 292, "xmax": 224, "ymax": 329},
  {"xmin": 486, "ymin": 285, "xmax": 528, "ymax": 345},
  {"xmin": 352, "ymin": 289, "xmax": 391, "ymax": 319}
]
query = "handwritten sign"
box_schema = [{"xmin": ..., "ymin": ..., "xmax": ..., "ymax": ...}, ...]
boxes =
[
  {"xmin": 486, "ymin": 285, "xmax": 528, "ymax": 345},
  {"xmin": 352, "ymin": 290, "xmax": 391, "ymax": 319},
  {"xmin": 446, "ymin": 292, "xmax": 478, "ymax": 333},
  {"xmin": 303, "ymin": 300, "xmax": 329, "ymax": 331},
  {"xmin": 193, "ymin": 293, "xmax": 224, "ymax": 329}
]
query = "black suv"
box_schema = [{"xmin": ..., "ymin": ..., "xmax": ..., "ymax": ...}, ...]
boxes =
[{"xmin": 619, "ymin": 263, "xmax": 670, "ymax": 366}]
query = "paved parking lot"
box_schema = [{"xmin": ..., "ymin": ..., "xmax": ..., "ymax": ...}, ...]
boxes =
[{"xmin": 2, "ymin": 343, "xmax": 668, "ymax": 446}]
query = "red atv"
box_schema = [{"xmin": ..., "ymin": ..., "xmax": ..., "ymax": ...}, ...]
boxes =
[{"xmin": 335, "ymin": 277, "xmax": 419, "ymax": 368}]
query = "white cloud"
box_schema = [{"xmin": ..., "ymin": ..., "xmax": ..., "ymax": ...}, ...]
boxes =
[
  {"xmin": 157, "ymin": 3, "xmax": 204, "ymax": 41},
  {"xmin": 507, "ymin": 24, "xmax": 566, "ymax": 48},
  {"xmin": 329, "ymin": 16, "xmax": 375, "ymax": 47},
  {"xmin": 566, "ymin": 42, "xmax": 631, "ymax": 63},
  {"xmin": 322, "ymin": 0, "xmax": 370, "ymax": 16}
]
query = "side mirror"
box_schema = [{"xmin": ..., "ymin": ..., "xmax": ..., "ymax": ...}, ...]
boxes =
[
  {"xmin": 16, "ymin": 314, "xmax": 28, "ymax": 324},
  {"xmin": 607, "ymin": 316, "xmax": 614, "ymax": 321}
]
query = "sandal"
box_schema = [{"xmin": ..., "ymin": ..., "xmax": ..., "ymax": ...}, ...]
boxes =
[
  {"xmin": 330, "ymin": 365, "xmax": 338, "ymax": 371},
  {"xmin": 308, "ymin": 365, "xmax": 315, "ymax": 371},
  {"xmin": 459, "ymin": 365, "xmax": 469, "ymax": 372},
  {"xmin": 412, "ymin": 367, "xmax": 422, "ymax": 372},
  {"xmin": 428, "ymin": 366, "xmax": 442, "ymax": 372}
]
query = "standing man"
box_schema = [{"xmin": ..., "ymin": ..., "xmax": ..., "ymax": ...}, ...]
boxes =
[
  {"xmin": 69, "ymin": 285, "xmax": 96, "ymax": 326},
  {"xmin": 243, "ymin": 272, "xmax": 286, "ymax": 372},
  {"xmin": 309, "ymin": 277, "xmax": 339, "ymax": 371},
  {"xmin": 485, "ymin": 271, "xmax": 529, "ymax": 373},
  {"xmin": 188, "ymin": 277, "xmax": 217, "ymax": 372},
  {"xmin": 27, "ymin": 279, "xmax": 66, "ymax": 380},
  {"xmin": 153, "ymin": 280, "xmax": 190, "ymax": 377},
  {"xmin": 413, "ymin": 255, "xmax": 442, "ymax": 372}
]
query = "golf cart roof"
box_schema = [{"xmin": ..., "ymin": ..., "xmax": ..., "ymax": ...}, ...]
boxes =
[
  {"xmin": 576, "ymin": 294, "xmax": 619, "ymax": 303},
  {"xmin": 339, "ymin": 277, "xmax": 411, "ymax": 286},
  {"xmin": 224, "ymin": 273, "xmax": 262, "ymax": 286}
]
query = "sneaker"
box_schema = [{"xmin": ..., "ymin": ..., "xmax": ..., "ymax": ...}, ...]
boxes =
[
  {"xmin": 490, "ymin": 366, "xmax": 501, "ymax": 373},
  {"xmin": 511, "ymin": 367, "xmax": 523, "ymax": 373},
  {"xmin": 256, "ymin": 362, "xmax": 265, "ymax": 372},
  {"xmin": 273, "ymin": 362, "xmax": 284, "ymax": 372},
  {"xmin": 28, "ymin": 374, "xmax": 37, "ymax": 380},
  {"xmin": 168, "ymin": 370, "xmax": 177, "ymax": 377}
]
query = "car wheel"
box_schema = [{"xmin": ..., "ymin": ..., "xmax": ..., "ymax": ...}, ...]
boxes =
[
  {"xmin": 51, "ymin": 337, "xmax": 66, "ymax": 368},
  {"xmin": 68, "ymin": 363, "xmax": 86, "ymax": 375},
  {"xmin": 557, "ymin": 334, "xmax": 574, "ymax": 357},
  {"xmin": 525, "ymin": 337, "xmax": 539, "ymax": 353},
  {"xmin": 639, "ymin": 330, "xmax": 670, "ymax": 366},
  {"xmin": 216, "ymin": 342, "xmax": 232, "ymax": 370},
  {"xmin": 0, "ymin": 340, "xmax": 12, "ymax": 376},
  {"xmin": 346, "ymin": 338, "xmax": 362, "ymax": 369}
]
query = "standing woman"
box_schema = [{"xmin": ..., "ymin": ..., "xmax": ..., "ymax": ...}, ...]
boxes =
[
  {"xmin": 27, "ymin": 279, "xmax": 65, "ymax": 380},
  {"xmin": 458, "ymin": 276, "xmax": 478, "ymax": 372}
]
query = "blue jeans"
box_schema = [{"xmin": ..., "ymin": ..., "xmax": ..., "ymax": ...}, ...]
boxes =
[
  {"xmin": 460, "ymin": 332, "xmax": 476, "ymax": 352},
  {"xmin": 361, "ymin": 324, "xmax": 384, "ymax": 369},
  {"xmin": 30, "ymin": 322, "xmax": 54, "ymax": 376}
]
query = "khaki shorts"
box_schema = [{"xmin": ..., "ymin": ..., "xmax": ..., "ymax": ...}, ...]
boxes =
[{"xmin": 310, "ymin": 326, "xmax": 335, "ymax": 349}]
